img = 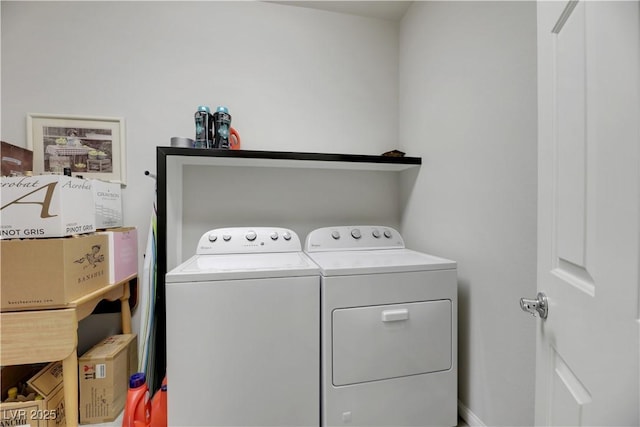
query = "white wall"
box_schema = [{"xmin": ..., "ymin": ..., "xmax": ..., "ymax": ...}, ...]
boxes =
[
  {"xmin": 1, "ymin": 0, "xmax": 399, "ymax": 344},
  {"xmin": 399, "ymin": 2, "xmax": 538, "ymax": 425},
  {"xmin": 0, "ymin": 0, "xmax": 400, "ymax": 246},
  {"xmin": 179, "ymin": 165, "xmax": 403, "ymax": 269}
]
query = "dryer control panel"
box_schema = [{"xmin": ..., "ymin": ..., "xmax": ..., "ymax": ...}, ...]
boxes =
[
  {"xmin": 305, "ymin": 225, "xmax": 405, "ymax": 252},
  {"xmin": 196, "ymin": 227, "xmax": 301, "ymax": 255}
]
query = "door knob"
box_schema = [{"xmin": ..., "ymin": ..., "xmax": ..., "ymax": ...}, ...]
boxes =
[{"xmin": 520, "ymin": 292, "xmax": 548, "ymax": 319}]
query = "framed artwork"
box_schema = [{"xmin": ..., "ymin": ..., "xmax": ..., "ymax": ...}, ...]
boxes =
[{"xmin": 27, "ymin": 113, "xmax": 126, "ymax": 184}]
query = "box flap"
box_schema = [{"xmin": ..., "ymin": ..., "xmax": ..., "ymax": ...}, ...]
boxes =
[{"xmin": 27, "ymin": 361, "xmax": 63, "ymax": 397}]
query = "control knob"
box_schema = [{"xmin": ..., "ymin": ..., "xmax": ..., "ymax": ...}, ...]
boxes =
[
  {"xmin": 270, "ymin": 232, "xmax": 279, "ymax": 240},
  {"xmin": 331, "ymin": 231, "xmax": 340, "ymax": 240},
  {"xmin": 283, "ymin": 232, "xmax": 292, "ymax": 241},
  {"xmin": 351, "ymin": 229, "xmax": 362, "ymax": 239},
  {"xmin": 383, "ymin": 229, "xmax": 392, "ymax": 238},
  {"xmin": 208, "ymin": 234, "xmax": 217, "ymax": 242},
  {"xmin": 223, "ymin": 234, "xmax": 232, "ymax": 241},
  {"xmin": 372, "ymin": 229, "xmax": 381, "ymax": 238},
  {"xmin": 246, "ymin": 231, "xmax": 257, "ymax": 241}
]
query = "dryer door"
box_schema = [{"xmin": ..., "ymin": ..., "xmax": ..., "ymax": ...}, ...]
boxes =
[{"xmin": 332, "ymin": 300, "xmax": 452, "ymax": 386}]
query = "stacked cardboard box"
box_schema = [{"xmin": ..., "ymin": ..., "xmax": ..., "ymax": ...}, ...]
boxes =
[
  {"xmin": 1, "ymin": 175, "xmax": 96, "ymax": 239},
  {"xmin": 1, "ymin": 175, "xmax": 135, "ymax": 310},
  {"xmin": 99, "ymin": 227, "xmax": 138, "ymax": 284},
  {"xmin": 0, "ymin": 175, "xmax": 125, "ymax": 239},
  {"xmin": 1, "ymin": 233, "xmax": 111, "ymax": 311},
  {"xmin": 90, "ymin": 179, "xmax": 123, "ymax": 229}
]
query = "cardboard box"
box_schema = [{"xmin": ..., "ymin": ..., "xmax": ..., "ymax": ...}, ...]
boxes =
[
  {"xmin": 0, "ymin": 233, "xmax": 110, "ymax": 311},
  {"xmin": 0, "ymin": 175, "xmax": 95, "ymax": 239},
  {"xmin": 0, "ymin": 362, "xmax": 66, "ymax": 427},
  {"xmin": 90, "ymin": 179, "xmax": 123, "ymax": 229},
  {"xmin": 79, "ymin": 334, "xmax": 138, "ymax": 424},
  {"xmin": 100, "ymin": 227, "xmax": 138, "ymax": 284}
]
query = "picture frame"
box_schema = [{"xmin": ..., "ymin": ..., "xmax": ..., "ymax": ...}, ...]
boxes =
[{"xmin": 27, "ymin": 113, "xmax": 126, "ymax": 184}]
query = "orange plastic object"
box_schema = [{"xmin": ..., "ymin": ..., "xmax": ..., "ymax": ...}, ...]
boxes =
[
  {"xmin": 149, "ymin": 385, "xmax": 167, "ymax": 427},
  {"xmin": 149, "ymin": 375, "xmax": 167, "ymax": 427},
  {"xmin": 122, "ymin": 373, "xmax": 151, "ymax": 427},
  {"xmin": 230, "ymin": 127, "xmax": 241, "ymax": 150}
]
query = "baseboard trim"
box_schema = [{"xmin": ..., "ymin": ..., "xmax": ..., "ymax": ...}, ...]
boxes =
[{"xmin": 458, "ymin": 400, "xmax": 487, "ymax": 427}]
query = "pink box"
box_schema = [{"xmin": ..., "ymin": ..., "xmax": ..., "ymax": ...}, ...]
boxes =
[{"xmin": 101, "ymin": 227, "xmax": 138, "ymax": 284}]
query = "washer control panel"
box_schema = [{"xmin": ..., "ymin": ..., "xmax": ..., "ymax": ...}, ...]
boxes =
[
  {"xmin": 305, "ymin": 226, "xmax": 405, "ymax": 252},
  {"xmin": 197, "ymin": 227, "xmax": 300, "ymax": 255}
]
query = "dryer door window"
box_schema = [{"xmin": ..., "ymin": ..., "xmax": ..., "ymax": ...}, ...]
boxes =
[{"xmin": 332, "ymin": 300, "xmax": 452, "ymax": 386}]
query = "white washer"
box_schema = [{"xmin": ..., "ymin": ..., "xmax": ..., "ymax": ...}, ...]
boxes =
[
  {"xmin": 305, "ymin": 226, "xmax": 458, "ymax": 427},
  {"xmin": 166, "ymin": 227, "xmax": 320, "ymax": 426}
]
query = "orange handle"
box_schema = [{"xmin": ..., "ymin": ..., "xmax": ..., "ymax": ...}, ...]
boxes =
[{"xmin": 230, "ymin": 127, "xmax": 241, "ymax": 150}]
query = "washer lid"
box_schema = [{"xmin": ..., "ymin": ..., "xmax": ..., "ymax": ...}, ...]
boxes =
[
  {"xmin": 305, "ymin": 248, "xmax": 456, "ymax": 276},
  {"xmin": 166, "ymin": 252, "xmax": 319, "ymax": 282}
]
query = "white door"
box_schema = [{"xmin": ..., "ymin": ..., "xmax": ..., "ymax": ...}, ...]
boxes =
[{"xmin": 534, "ymin": 0, "xmax": 639, "ymax": 425}]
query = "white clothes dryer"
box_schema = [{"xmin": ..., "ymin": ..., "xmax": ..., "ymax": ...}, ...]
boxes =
[
  {"xmin": 305, "ymin": 226, "xmax": 458, "ymax": 427},
  {"xmin": 166, "ymin": 227, "xmax": 320, "ymax": 426}
]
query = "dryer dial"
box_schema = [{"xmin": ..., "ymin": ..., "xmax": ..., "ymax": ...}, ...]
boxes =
[{"xmin": 351, "ymin": 229, "xmax": 362, "ymax": 239}]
